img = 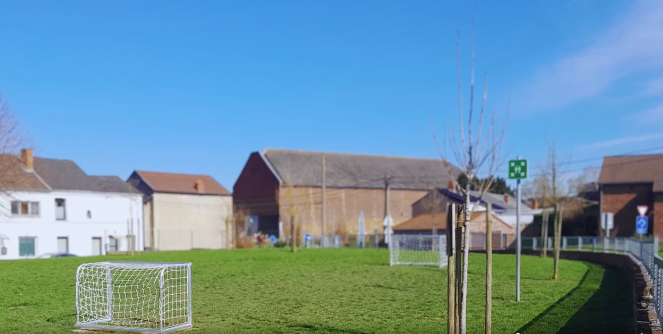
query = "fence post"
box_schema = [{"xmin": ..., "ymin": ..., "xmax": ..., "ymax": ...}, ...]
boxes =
[
  {"xmin": 439, "ymin": 235, "xmax": 445, "ymax": 268},
  {"xmin": 655, "ymin": 236, "xmax": 659, "ymax": 257},
  {"xmin": 533, "ymin": 237, "xmax": 537, "ymax": 251},
  {"xmin": 578, "ymin": 238, "xmax": 582, "ymax": 251},
  {"xmin": 592, "ymin": 238, "xmax": 596, "ymax": 252},
  {"xmin": 562, "ymin": 237, "xmax": 567, "ymax": 251}
]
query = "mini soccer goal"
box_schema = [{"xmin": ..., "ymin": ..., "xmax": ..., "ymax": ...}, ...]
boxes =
[
  {"xmin": 75, "ymin": 262, "xmax": 192, "ymax": 333},
  {"xmin": 389, "ymin": 235, "xmax": 447, "ymax": 268}
]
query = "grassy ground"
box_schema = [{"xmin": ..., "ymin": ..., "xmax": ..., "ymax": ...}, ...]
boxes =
[{"xmin": 0, "ymin": 249, "xmax": 632, "ymax": 333}]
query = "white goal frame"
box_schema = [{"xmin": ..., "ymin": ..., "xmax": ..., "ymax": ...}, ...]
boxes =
[
  {"xmin": 75, "ymin": 262, "xmax": 192, "ymax": 333},
  {"xmin": 389, "ymin": 234, "xmax": 447, "ymax": 268}
]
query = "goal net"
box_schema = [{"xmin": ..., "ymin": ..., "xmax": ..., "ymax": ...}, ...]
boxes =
[
  {"xmin": 390, "ymin": 235, "xmax": 447, "ymax": 268},
  {"xmin": 76, "ymin": 262, "xmax": 192, "ymax": 333}
]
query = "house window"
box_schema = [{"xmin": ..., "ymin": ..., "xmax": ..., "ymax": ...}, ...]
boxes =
[
  {"xmin": 10, "ymin": 201, "xmax": 40, "ymax": 216},
  {"xmin": 19, "ymin": 237, "xmax": 36, "ymax": 257},
  {"xmin": 55, "ymin": 198, "xmax": 66, "ymax": 220}
]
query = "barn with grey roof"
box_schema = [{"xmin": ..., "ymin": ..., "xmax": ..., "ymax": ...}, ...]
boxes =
[{"xmin": 233, "ymin": 148, "xmax": 460, "ymax": 237}]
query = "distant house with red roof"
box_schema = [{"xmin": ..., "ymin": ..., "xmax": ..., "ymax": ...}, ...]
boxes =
[
  {"xmin": 128, "ymin": 170, "xmax": 232, "ymax": 251},
  {"xmin": 598, "ymin": 154, "xmax": 663, "ymax": 237}
]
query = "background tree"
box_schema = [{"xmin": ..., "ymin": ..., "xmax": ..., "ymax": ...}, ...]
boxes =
[
  {"xmin": 457, "ymin": 174, "xmax": 514, "ymax": 196},
  {"xmin": 278, "ymin": 181, "xmax": 305, "ymax": 253},
  {"xmin": 523, "ymin": 141, "xmax": 570, "ymax": 280},
  {"xmin": 0, "ymin": 93, "xmax": 31, "ymax": 211}
]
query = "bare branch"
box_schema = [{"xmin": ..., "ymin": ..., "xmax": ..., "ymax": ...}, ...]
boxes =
[{"xmin": 456, "ymin": 28, "xmax": 467, "ymax": 170}]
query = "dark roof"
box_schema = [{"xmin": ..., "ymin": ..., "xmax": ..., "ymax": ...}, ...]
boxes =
[
  {"xmin": 34, "ymin": 157, "xmax": 101, "ymax": 192},
  {"xmin": 598, "ymin": 154, "xmax": 663, "ymax": 192},
  {"xmin": 133, "ymin": 171, "xmax": 230, "ymax": 196},
  {"xmin": 262, "ymin": 149, "xmax": 461, "ymax": 190},
  {"xmin": 393, "ymin": 212, "xmax": 511, "ymax": 232},
  {"xmin": 9, "ymin": 156, "xmax": 137, "ymax": 193},
  {"xmin": 91, "ymin": 176, "xmax": 139, "ymax": 194}
]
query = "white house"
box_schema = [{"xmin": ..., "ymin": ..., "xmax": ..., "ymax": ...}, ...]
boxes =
[
  {"xmin": 0, "ymin": 149, "xmax": 143, "ymax": 260},
  {"xmin": 467, "ymin": 191, "xmax": 542, "ymax": 227}
]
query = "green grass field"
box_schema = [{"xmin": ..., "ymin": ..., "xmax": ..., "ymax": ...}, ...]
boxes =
[{"xmin": 0, "ymin": 249, "xmax": 632, "ymax": 333}]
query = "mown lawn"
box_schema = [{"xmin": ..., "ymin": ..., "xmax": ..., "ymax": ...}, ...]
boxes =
[{"xmin": 0, "ymin": 249, "xmax": 632, "ymax": 333}]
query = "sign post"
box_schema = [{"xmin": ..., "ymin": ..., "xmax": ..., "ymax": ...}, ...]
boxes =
[
  {"xmin": 636, "ymin": 206, "xmax": 649, "ymax": 239},
  {"xmin": 508, "ymin": 157, "xmax": 527, "ymax": 302}
]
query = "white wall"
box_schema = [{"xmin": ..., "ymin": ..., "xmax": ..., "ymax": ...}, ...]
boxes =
[
  {"xmin": 149, "ymin": 193, "xmax": 232, "ymax": 251},
  {"xmin": 0, "ymin": 190, "xmax": 143, "ymax": 260}
]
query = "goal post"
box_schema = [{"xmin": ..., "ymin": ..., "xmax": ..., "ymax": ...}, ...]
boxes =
[
  {"xmin": 390, "ymin": 234, "xmax": 447, "ymax": 268},
  {"xmin": 76, "ymin": 262, "xmax": 192, "ymax": 333}
]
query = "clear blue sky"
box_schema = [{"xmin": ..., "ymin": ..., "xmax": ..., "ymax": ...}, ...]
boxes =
[{"xmin": 1, "ymin": 0, "xmax": 662, "ymax": 189}]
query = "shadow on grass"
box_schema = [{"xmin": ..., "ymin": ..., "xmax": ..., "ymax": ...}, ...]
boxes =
[
  {"xmin": 286, "ymin": 323, "xmax": 369, "ymax": 334},
  {"xmin": 517, "ymin": 263, "xmax": 632, "ymax": 334}
]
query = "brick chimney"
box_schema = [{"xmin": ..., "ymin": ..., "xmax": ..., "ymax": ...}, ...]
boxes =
[
  {"xmin": 195, "ymin": 179, "xmax": 205, "ymax": 193},
  {"xmin": 21, "ymin": 148, "xmax": 33, "ymax": 170},
  {"xmin": 531, "ymin": 199, "xmax": 538, "ymax": 209},
  {"xmin": 447, "ymin": 181, "xmax": 456, "ymax": 192},
  {"xmin": 504, "ymin": 195, "xmax": 510, "ymax": 204}
]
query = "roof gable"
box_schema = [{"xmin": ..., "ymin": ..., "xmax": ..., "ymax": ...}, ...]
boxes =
[
  {"xmin": 598, "ymin": 154, "xmax": 663, "ymax": 192},
  {"xmin": 134, "ymin": 171, "xmax": 230, "ymax": 196},
  {"xmin": 262, "ymin": 149, "xmax": 461, "ymax": 190}
]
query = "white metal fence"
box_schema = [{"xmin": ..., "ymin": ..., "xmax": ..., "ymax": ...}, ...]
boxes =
[
  {"xmin": 623, "ymin": 238, "xmax": 662, "ymax": 325},
  {"xmin": 520, "ymin": 236, "xmax": 632, "ymax": 254},
  {"xmin": 521, "ymin": 236, "xmax": 662, "ymax": 325},
  {"xmin": 389, "ymin": 235, "xmax": 447, "ymax": 268}
]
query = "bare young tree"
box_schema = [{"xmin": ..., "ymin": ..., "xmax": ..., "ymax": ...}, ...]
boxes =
[
  {"xmin": 278, "ymin": 181, "xmax": 306, "ymax": 253},
  {"xmin": 0, "ymin": 93, "xmax": 31, "ymax": 206},
  {"xmin": 432, "ymin": 21, "xmax": 508, "ymax": 333},
  {"xmin": 524, "ymin": 141, "xmax": 571, "ymax": 280}
]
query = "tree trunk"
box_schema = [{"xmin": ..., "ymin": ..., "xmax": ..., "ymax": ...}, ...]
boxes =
[
  {"xmin": 447, "ymin": 204, "xmax": 456, "ymax": 334},
  {"xmin": 541, "ymin": 212, "xmax": 548, "ymax": 258},
  {"xmin": 485, "ymin": 203, "xmax": 492, "ymax": 334},
  {"xmin": 460, "ymin": 182, "xmax": 471, "ymax": 334},
  {"xmin": 291, "ymin": 215, "xmax": 297, "ymax": 253},
  {"xmin": 553, "ymin": 205, "xmax": 563, "ymax": 280}
]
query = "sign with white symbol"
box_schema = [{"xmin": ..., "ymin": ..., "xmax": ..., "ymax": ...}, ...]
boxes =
[
  {"xmin": 508, "ymin": 159, "xmax": 528, "ymax": 179},
  {"xmin": 601, "ymin": 213, "xmax": 614, "ymax": 230},
  {"xmin": 269, "ymin": 235, "xmax": 277, "ymax": 244},
  {"xmin": 637, "ymin": 205, "xmax": 649, "ymax": 217},
  {"xmin": 636, "ymin": 216, "xmax": 648, "ymax": 235},
  {"xmin": 304, "ymin": 233, "xmax": 311, "ymax": 242}
]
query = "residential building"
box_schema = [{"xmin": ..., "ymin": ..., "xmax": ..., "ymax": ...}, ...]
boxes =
[
  {"xmin": 411, "ymin": 185, "xmax": 542, "ymax": 229},
  {"xmin": 127, "ymin": 171, "xmax": 233, "ymax": 251},
  {"xmin": 0, "ymin": 149, "xmax": 142, "ymax": 260},
  {"xmin": 233, "ymin": 149, "xmax": 461, "ymax": 237},
  {"xmin": 598, "ymin": 154, "xmax": 663, "ymax": 237}
]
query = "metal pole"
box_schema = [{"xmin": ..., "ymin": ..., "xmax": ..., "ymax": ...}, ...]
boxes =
[{"xmin": 516, "ymin": 160, "xmax": 521, "ymax": 302}]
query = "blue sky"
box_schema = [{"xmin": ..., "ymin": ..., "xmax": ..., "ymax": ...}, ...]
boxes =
[{"xmin": 1, "ymin": 0, "xmax": 662, "ymax": 189}]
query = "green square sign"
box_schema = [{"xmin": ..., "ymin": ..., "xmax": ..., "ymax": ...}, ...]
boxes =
[{"xmin": 508, "ymin": 159, "xmax": 528, "ymax": 179}]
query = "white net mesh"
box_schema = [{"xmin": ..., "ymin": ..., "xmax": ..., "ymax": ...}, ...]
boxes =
[
  {"xmin": 76, "ymin": 262, "xmax": 192, "ymax": 333},
  {"xmin": 390, "ymin": 235, "xmax": 447, "ymax": 268}
]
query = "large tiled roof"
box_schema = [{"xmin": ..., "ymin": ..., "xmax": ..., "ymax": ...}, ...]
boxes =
[
  {"xmin": 393, "ymin": 212, "xmax": 512, "ymax": 232},
  {"xmin": 262, "ymin": 149, "xmax": 461, "ymax": 190},
  {"xmin": 9, "ymin": 155, "xmax": 136, "ymax": 194},
  {"xmin": 133, "ymin": 171, "xmax": 230, "ymax": 196},
  {"xmin": 598, "ymin": 154, "xmax": 663, "ymax": 192}
]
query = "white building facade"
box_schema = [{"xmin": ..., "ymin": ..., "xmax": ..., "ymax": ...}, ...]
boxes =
[{"xmin": 0, "ymin": 149, "xmax": 143, "ymax": 260}]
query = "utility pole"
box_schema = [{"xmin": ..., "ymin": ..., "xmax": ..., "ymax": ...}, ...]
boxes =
[
  {"xmin": 515, "ymin": 155, "xmax": 522, "ymax": 302},
  {"xmin": 322, "ymin": 153, "xmax": 326, "ymax": 247},
  {"xmin": 384, "ymin": 176, "xmax": 391, "ymax": 218}
]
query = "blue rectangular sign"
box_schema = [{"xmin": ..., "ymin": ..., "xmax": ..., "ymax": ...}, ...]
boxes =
[{"xmin": 636, "ymin": 216, "xmax": 648, "ymax": 235}]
